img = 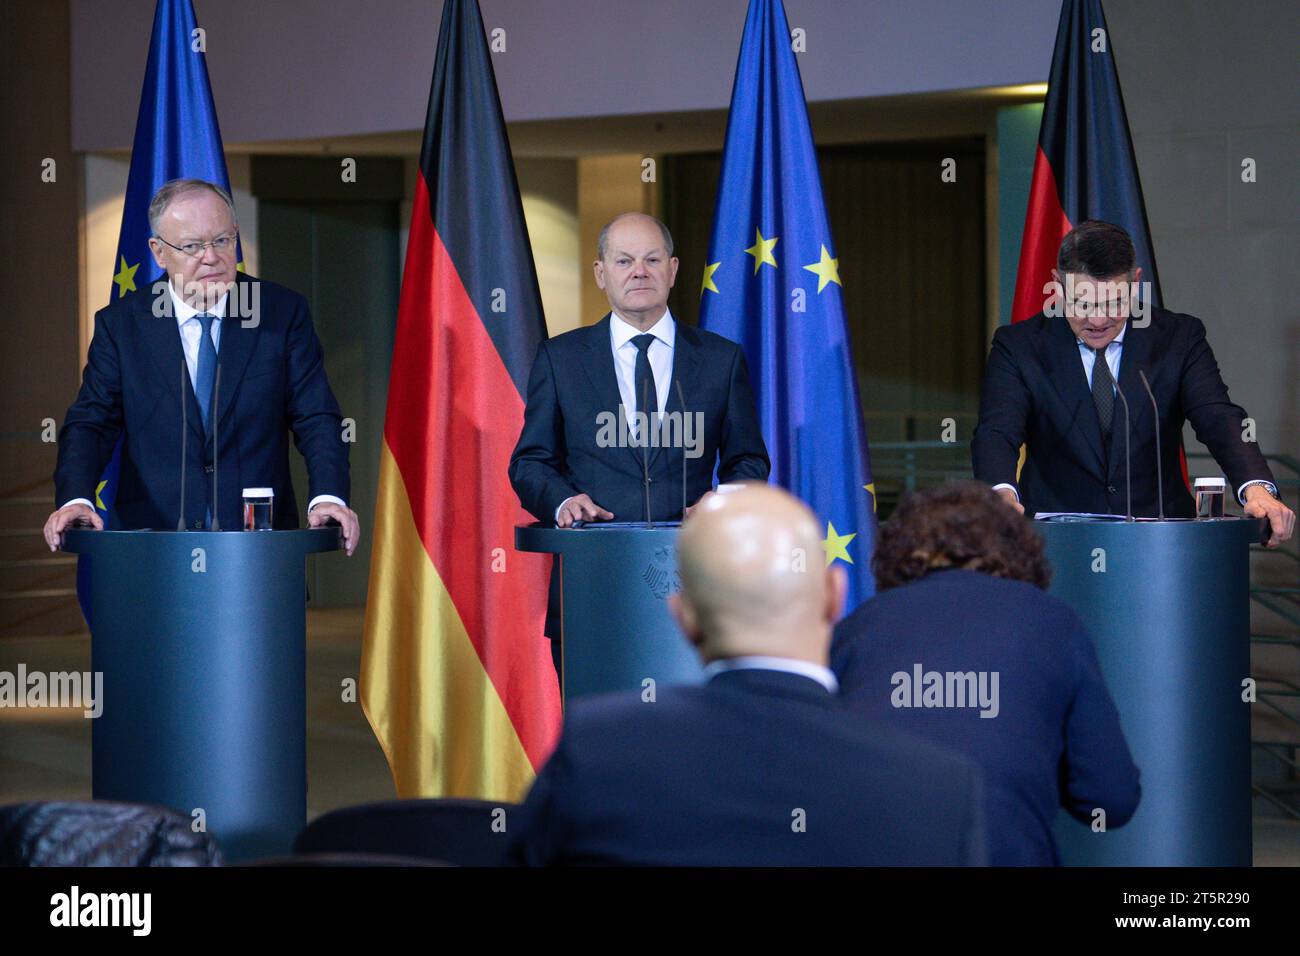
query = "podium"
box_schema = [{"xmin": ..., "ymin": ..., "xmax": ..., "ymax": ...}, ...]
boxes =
[
  {"xmin": 515, "ymin": 524, "xmax": 703, "ymax": 701},
  {"xmin": 64, "ymin": 527, "xmax": 339, "ymax": 861},
  {"xmin": 1036, "ymin": 517, "xmax": 1259, "ymax": 866}
]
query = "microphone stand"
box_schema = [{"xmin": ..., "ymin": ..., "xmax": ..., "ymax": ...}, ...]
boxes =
[
  {"xmin": 1114, "ymin": 381, "xmax": 1133, "ymax": 521},
  {"xmin": 1138, "ymin": 369, "xmax": 1164, "ymax": 520},
  {"xmin": 177, "ymin": 360, "xmax": 188, "ymax": 531},
  {"xmin": 640, "ymin": 377, "xmax": 652, "ymax": 529},
  {"xmin": 676, "ymin": 380, "xmax": 687, "ymax": 521},
  {"xmin": 210, "ymin": 365, "xmax": 222, "ymax": 531}
]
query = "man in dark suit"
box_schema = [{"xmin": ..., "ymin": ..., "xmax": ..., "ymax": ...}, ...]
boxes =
[
  {"xmin": 44, "ymin": 178, "xmax": 359, "ymax": 553},
  {"xmin": 972, "ymin": 220, "xmax": 1293, "ymax": 546},
  {"xmin": 509, "ymin": 213, "xmax": 770, "ymax": 666},
  {"xmin": 506, "ymin": 484, "xmax": 986, "ymax": 866}
]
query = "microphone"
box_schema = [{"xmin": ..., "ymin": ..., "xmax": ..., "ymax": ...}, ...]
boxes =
[
  {"xmin": 1113, "ymin": 380, "xmax": 1133, "ymax": 522},
  {"xmin": 640, "ymin": 376, "xmax": 652, "ymax": 528},
  {"xmin": 177, "ymin": 359, "xmax": 188, "ymax": 531},
  {"xmin": 675, "ymin": 380, "xmax": 687, "ymax": 521},
  {"xmin": 210, "ymin": 364, "xmax": 222, "ymax": 531},
  {"xmin": 1137, "ymin": 369, "xmax": 1164, "ymax": 520}
]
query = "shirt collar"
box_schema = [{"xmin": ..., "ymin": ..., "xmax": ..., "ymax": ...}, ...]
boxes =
[
  {"xmin": 1075, "ymin": 320, "xmax": 1126, "ymax": 351},
  {"xmin": 610, "ymin": 308, "xmax": 675, "ymax": 350},
  {"xmin": 169, "ymin": 280, "xmax": 229, "ymax": 326},
  {"xmin": 702, "ymin": 655, "xmax": 839, "ymax": 694}
]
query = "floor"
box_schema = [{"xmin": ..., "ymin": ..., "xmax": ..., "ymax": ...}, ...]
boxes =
[{"xmin": 2, "ymin": 607, "xmax": 1298, "ymax": 864}]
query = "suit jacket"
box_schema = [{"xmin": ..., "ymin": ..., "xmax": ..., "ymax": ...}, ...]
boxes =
[
  {"xmin": 506, "ymin": 668, "xmax": 987, "ymax": 866},
  {"xmin": 509, "ymin": 314, "xmax": 769, "ymax": 524},
  {"xmin": 831, "ymin": 569, "xmax": 1141, "ymax": 866},
  {"xmin": 971, "ymin": 307, "xmax": 1273, "ymax": 517},
  {"xmin": 509, "ymin": 315, "xmax": 769, "ymax": 637},
  {"xmin": 55, "ymin": 273, "xmax": 349, "ymax": 531}
]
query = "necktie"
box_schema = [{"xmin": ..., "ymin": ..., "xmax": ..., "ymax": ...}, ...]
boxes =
[
  {"xmin": 195, "ymin": 313, "xmax": 218, "ymax": 430},
  {"xmin": 632, "ymin": 333, "xmax": 659, "ymax": 442},
  {"xmin": 1091, "ymin": 346, "xmax": 1115, "ymax": 435}
]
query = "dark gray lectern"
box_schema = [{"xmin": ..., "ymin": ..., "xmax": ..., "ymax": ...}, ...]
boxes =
[
  {"xmin": 64, "ymin": 527, "xmax": 339, "ymax": 861},
  {"xmin": 515, "ymin": 524, "xmax": 704, "ymax": 701},
  {"xmin": 1036, "ymin": 517, "xmax": 1258, "ymax": 866}
]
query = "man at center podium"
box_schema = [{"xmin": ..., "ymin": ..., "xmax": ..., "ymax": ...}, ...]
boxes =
[{"xmin": 510, "ymin": 212, "xmax": 770, "ymax": 667}]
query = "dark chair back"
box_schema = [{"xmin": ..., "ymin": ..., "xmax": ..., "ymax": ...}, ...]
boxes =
[
  {"xmin": 293, "ymin": 799, "xmax": 516, "ymax": 866},
  {"xmin": 0, "ymin": 800, "xmax": 223, "ymax": 866}
]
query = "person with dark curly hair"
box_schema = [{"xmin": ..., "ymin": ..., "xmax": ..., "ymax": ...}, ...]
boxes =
[{"xmin": 831, "ymin": 481, "xmax": 1142, "ymax": 865}]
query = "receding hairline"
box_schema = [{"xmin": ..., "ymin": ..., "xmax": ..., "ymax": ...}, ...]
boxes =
[
  {"xmin": 596, "ymin": 212, "xmax": 674, "ymax": 261},
  {"xmin": 148, "ymin": 178, "xmax": 237, "ymax": 238}
]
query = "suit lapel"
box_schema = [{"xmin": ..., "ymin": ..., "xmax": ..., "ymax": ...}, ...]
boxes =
[
  {"xmin": 1043, "ymin": 315, "xmax": 1106, "ymax": 480},
  {"xmin": 137, "ymin": 292, "xmax": 205, "ymax": 447},
  {"xmin": 211, "ymin": 276, "xmax": 259, "ymax": 437}
]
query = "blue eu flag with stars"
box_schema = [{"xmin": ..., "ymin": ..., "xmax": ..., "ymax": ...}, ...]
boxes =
[
  {"xmin": 77, "ymin": 0, "xmax": 240, "ymax": 625},
  {"xmin": 699, "ymin": 0, "xmax": 877, "ymax": 610}
]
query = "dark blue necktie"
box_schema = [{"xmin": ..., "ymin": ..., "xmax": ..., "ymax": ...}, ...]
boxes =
[
  {"xmin": 195, "ymin": 313, "xmax": 218, "ymax": 430},
  {"xmin": 632, "ymin": 333, "xmax": 659, "ymax": 440},
  {"xmin": 1091, "ymin": 346, "xmax": 1115, "ymax": 435}
]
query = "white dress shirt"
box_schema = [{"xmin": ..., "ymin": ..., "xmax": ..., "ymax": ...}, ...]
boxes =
[
  {"xmin": 995, "ymin": 321, "xmax": 1274, "ymax": 505},
  {"xmin": 554, "ymin": 309, "xmax": 677, "ymax": 522},
  {"xmin": 702, "ymin": 655, "xmax": 839, "ymax": 694},
  {"xmin": 62, "ymin": 281, "xmax": 345, "ymax": 514}
]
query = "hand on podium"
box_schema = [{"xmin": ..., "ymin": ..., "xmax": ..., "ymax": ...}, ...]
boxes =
[
  {"xmin": 556, "ymin": 493, "xmax": 613, "ymax": 528},
  {"xmin": 43, "ymin": 502, "xmax": 102, "ymax": 552},
  {"xmin": 1244, "ymin": 484, "xmax": 1295, "ymax": 549},
  {"xmin": 308, "ymin": 501, "xmax": 361, "ymax": 556},
  {"xmin": 995, "ymin": 487, "xmax": 1025, "ymax": 515}
]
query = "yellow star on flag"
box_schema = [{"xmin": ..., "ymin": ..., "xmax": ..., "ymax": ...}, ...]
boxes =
[
  {"xmin": 701, "ymin": 261, "xmax": 720, "ymax": 297},
  {"xmin": 744, "ymin": 229, "xmax": 778, "ymax": 274},
  {"xmin": 803, "ymin": 245, "xmax": 841, "ymax": 293},
  {"xmin": 94, "ymin": 480, "xmax": 107, "ymax": 511},
  {"xmin": 113, "ymin": 256, "xmax": 139, "ymax": 299},
  {"xmin": 822, "ymin": 521, "xmax": 856, "ymax": 567},
  {"xmin": 864, "ymin": 482, "xmax": 877, "ymax": 513}
]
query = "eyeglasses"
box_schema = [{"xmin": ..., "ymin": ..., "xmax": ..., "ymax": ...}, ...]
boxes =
[{"xmin": 154, "ymin": 233, "xmax": 238, "ymax": 258}]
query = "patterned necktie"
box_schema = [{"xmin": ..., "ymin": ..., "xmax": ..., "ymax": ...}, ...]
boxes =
[
  {"xmin": 1091, "ymin": 346, "xmax": 1115, "ymax": 435},
  {"xmin": 195, "ymin": 313, "xmax": 218, "ymax": 430},
  {"xmin": 632, "ymin": 333, "xmax": 659, "ymax": 440}
]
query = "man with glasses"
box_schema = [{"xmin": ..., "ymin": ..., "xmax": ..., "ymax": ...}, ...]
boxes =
[
  {"xmin": 45, "ymin": 178, "xmax": 359, "ymax": 554},
  {"xmin": 972, "ymin": 220, "xmax": 1293, "ymax": 546}
]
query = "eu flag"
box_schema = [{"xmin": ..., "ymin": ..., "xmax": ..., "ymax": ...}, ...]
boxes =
[
  {"xmin": 77, "ymin": 0, "xmax": 240, "ymax": 623},
  {"xmin": 699, "ymin": 0, "xmax": 876, "ymax": 609}
]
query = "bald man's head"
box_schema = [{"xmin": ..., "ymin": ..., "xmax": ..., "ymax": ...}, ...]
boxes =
[{"xmin": 669, "ymin": 485, "xmax": 846, "ymax": 665}]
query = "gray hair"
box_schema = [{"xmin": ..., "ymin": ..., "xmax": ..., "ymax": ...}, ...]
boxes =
[
  {"xmin": 148, "ymin": 178, "xmax": 237, "ymax": 236},
  {"xmin": 597, "ymin": 212, "xmax": 674, "ymax": 261}
]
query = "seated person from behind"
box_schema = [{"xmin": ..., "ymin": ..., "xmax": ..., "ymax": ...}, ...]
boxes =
[
  {"xmin": 831, "ymin": 481, "xmax": 1141, "ymax": 866},
  {"xmin": 507, "ymin": 483, "xmax": 987, "ymax": 866}
]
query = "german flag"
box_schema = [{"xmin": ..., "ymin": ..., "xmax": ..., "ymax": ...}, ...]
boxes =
[
  {"xmin": 1010, "ymin": 0, "xmax": 1163, "ymax": 325},
  {"xmin": 361, "ymin": 0, "xmax": 560, "ymax": 801}
]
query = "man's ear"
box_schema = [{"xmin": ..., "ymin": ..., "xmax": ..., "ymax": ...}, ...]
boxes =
[
  {"xmin": 668, "ymin": 255, "xmax": 679, "ymax": 288},
  {"xmin": 147, "ymin": 237, "xmax": 166, "ymax": 271},
  {"xmin": 593, "ymin": 259, "xmax": 607, "ymax": 291},
  {"xmin": 825, "ymin": 566, "xmax": 847, "ymax": 626},
  {"xmin": 667, "ymin": 592, "xmax": 703, "ymax": 649}
]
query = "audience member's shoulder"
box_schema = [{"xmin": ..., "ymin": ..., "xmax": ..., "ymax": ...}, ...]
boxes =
[
  {"xmin": 560, "ymin": 685, "xmax": 709, "ymax": 737},
  {"xmin": 846, "ymin": 714, "xmax": 978, "ymax": 784}
]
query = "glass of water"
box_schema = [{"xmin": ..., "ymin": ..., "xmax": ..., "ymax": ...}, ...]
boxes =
[
  {"xmin": 1194, "ymin": 477, "xmax": 1226, "ymax": 519},
  {"xmin": 242, "ymin": 487, "xmax": 274, "ymax": 530}
]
